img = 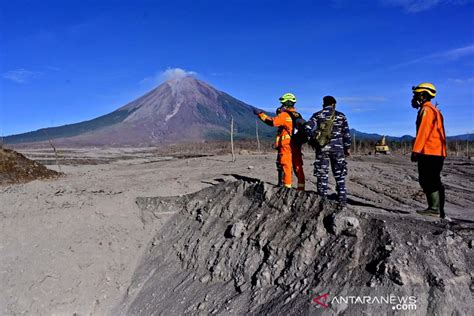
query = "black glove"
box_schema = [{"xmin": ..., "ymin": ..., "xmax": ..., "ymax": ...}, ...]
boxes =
[
  {"xmin": 411, "ymin": 152, "xmax": 418, "ymax": 162},
  {"xmin": 253, "ymin": 108, "xmax": 262, "ymax": 115}
]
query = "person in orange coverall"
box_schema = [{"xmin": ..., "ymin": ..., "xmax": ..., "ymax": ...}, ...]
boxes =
[
  {"xmin": 254, "ymin": 93, "xmax": 305, "ymax": 190},
  {"xmin": 411, "ymin": 83, "xmax": 447, "ymax": 218}
]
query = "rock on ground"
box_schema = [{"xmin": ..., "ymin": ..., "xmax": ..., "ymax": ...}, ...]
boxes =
[{"xmin": 115, "ymin": 179, "xmax": 473, "ymax": 315}]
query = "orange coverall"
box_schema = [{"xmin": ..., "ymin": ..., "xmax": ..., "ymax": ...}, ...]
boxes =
[
  {"xmin": 258, "ymin": 109, "xmax": 305, "ymax": 189},
  {"xmin": 413, "ymin": 101, "xmax": 447, "ymax": 157}
]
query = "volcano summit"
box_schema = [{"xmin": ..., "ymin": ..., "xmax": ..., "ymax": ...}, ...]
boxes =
[{"xmin": 5, "ymin": 77, "xmax": 273, "ymax": 146}]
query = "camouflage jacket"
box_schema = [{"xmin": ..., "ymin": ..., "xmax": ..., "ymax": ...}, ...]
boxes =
[{"xmin": 306, "ymin": 105, "xmax": 352, "ymax": 153}]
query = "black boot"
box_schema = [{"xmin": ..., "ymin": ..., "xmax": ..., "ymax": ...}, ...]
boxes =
[{"xmin": 417, "ymin": 191, "xmax": 441, "ymax": 218}]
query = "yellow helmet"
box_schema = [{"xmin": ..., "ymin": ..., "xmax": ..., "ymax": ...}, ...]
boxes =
[
  {"xmin": 412, "ymin": 83, "xmax": 436, "ymax": 98},
  {"xmin": 279, "ymin": 93, "xmax": 296, "ymax": 104}
]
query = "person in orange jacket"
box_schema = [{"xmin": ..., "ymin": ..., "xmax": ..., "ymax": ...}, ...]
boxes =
[
  {"xmin": 254, "ymin": 93, "xmax": 305, "ymax": 190},
  {"xmin": 411, "ymin": 83, "xmax": 447, "ymax": 218}
]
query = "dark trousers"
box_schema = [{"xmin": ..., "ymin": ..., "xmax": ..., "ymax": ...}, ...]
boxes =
[
  {"xmin": 417, "ymin": 155, "xmax": 445, "ymax": 193},
  {"xmin": 314, "ymin": 151, "xmax": 347, "ymax": 202},
  {"xmin": 276, "ymin": 152, "xmax": 283, "ymax": 186}
]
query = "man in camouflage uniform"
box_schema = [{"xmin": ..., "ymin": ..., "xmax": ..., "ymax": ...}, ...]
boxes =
[{"xmin": 306, "ymin": 96, "xmax": 352, "ymax": 204}]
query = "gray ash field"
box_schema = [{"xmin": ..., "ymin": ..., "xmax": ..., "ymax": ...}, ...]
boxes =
[
  {"xmin": 0, "ymin": 148, "xmax": 472, "ymax": 315},
  {"xmin": 119, "ymin": 180, "xmax": 472, "ymax": 315}
]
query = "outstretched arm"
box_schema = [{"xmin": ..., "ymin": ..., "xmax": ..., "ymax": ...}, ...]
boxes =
[
  {"xmin": 257, "ymin": 111, "xmax": 292, "ymax": 128},
  {"xmin": 257, "ymin": 112, "xmax": 275, "ymax": 126}
]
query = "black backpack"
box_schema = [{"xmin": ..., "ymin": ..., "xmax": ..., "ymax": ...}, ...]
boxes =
[{"xmin": 286, "ymin": 111, "xmax": 308, "ymax": 146}]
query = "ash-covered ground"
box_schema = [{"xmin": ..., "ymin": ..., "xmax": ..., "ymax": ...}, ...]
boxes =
[
  {"xmin": 0, "ymin": 148, "xmax": 472, "ymax": 315},
  {"xmin": 118, "ymin": 180, "xmax": 472, "ymax": 315}
]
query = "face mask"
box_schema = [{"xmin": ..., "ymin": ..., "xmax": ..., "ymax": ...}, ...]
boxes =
[
  {"xmin": 411, "ymin": 93, "xmax": 424, "ymax": 109},
  {"xmin": 282, "ymin": 101, "xmax": 294, "ymax": 108}
]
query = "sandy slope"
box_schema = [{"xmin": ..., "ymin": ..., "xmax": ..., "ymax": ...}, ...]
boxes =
[{"xmin": 0, "ymin": 149, "xmax": 472, "ymax": 315}]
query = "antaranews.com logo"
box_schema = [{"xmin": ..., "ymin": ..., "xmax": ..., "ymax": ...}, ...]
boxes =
[{"xmin": 311, "ymin": 292, "xmax": 417, "ymax": 311}]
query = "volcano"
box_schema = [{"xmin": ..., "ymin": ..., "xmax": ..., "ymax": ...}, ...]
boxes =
[{"xmin": 4, "ymin": 77, "xmax": 274, "ymax": 146}]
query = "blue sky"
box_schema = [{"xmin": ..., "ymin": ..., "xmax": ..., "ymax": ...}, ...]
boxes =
[{"xmin": 1, "ymin": 0, "xmax": 473, "ymax": 137}]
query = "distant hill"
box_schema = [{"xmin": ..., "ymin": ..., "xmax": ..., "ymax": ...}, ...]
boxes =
[
  {"xmin": 350, "ymin": 129, "xmax": 414, "ymax": 142},
  {"xmin": 350, "ymin": 129, "xmax": 473, "ymax": 142},
  {"xmin": 447, "ymin": 134, "xmax": 473, "ymax": 141}
]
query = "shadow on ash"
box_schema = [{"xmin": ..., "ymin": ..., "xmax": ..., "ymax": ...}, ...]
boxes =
[{"xmin": 115, "ymin": 178, "xmax": 473, "ymax": 315}]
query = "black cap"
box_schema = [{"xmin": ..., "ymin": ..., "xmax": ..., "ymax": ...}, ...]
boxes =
[{"xmin": 323, "ymin": 96, "xmax": 336, "ymax": 106}]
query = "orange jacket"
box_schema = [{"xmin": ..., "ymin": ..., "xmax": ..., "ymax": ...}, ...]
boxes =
[
  {"xmin": 413, "ymin": 101, "xmax": 447, "ymax": 157},
  {"xmin": 258, "ymin": 109, "xmax": 294, "ymax": 147}
]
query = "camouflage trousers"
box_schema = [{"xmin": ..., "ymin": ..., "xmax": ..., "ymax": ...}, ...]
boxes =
[{"xmin": 313, "ymin": 151, "xmax": 348, "ymax": 203}]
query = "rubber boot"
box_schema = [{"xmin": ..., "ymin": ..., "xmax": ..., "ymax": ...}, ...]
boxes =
[
  {"xmin": 439, "ymin": 187, "xmax": 446, "ymax": 219},
  {"xmin": 417, "ymin": 191, "xmax": 441, "ymax": 217}
]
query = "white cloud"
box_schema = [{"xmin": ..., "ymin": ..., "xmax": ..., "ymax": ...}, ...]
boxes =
[
  {"xmin": 333, "ymin": 96, "xmax": 387, "ymax": 113},
  {"xmin": 382, "ymin": 0, "xmax": 442, "ymax": 12},
  {"xmin": 338, "ymin": 96, "xmax": 388, "ymax": 103},
  {"xmin": 447, "ymin": 77, "xmax": 474, "ymax": 84},
  {"xmin": 161, "ymin": 68, "xmax": 197, "ymax": 81},
  {"xmin": 440, "ymin": 45, "xmax": 474, "ymax": 60},
  {"xmin": 139, "ymin": 67, "xmax": 198, "ymax": 86},
  {"xmin": 2, "ymin": 69, "xmax": 37, "ymax": 83},
  {"xmin": 349, "ymin": 107, "xmax": 377, "ymax": 113},
  {"xmin": 390, "ymin": 44, "xmax": 474, "ymax": 69},
  {"xmin": 381, "ymin": 0, "xmax": 473, "ymax": 12}
]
